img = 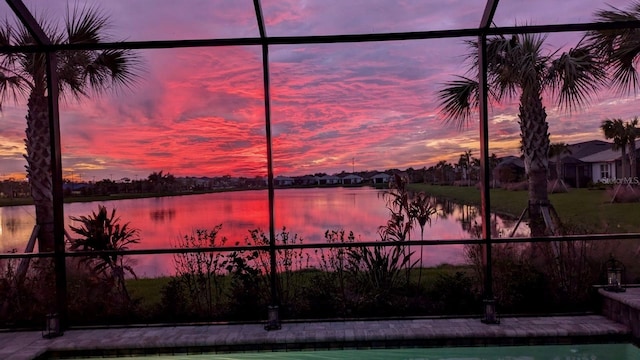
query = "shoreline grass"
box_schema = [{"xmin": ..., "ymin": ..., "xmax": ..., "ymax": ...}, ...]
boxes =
[
  {"xmin": 0, "ymin": 189, "xmax": 252, "ymax": 208},
  {"xmin": 0, "ymin": 184, "xmax": 374, "ymax": 208},
  {"xmin": 408, "ymin": 184, "xmax": 640, "ymax": 233}
]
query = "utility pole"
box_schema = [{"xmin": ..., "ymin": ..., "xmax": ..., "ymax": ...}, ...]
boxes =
[{"xmin": 352, "ymin": 157, "xmax": 355, "ymax": 173}]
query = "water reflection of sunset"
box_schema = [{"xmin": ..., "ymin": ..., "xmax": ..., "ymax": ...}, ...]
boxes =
[{"xmin": 0, "ymin": 187, "xmax": 525, "ymax": 277}]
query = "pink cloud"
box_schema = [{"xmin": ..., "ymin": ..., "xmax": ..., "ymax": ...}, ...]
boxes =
[{"xmin": 3, "ymin": 1, "xmax": 639, "ymax": 181}]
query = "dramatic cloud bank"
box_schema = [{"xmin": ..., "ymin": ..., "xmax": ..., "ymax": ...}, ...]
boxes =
[{"xmin": 0, "ymin": 0, "xmax": 637, "ymax": 181}]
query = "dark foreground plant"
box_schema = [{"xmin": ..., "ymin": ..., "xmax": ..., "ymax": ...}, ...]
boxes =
[
  {"xmin": 409, "ymin": 191, "xmax": 437, "ymax": 284},
  {"xmin": 309, "ymin": 229, "xmax": 355, "ymax": 316},
  {"xmin": 379, "ymin": 174, "xmax": 418, "ymax": 287},
  {"xmin": 0, "ymin": 253, "xmax": 53, "ymax": 327},
  {"xmin": 68, "ymin": 206, "xmax": 140, "ymax": 303},
  {"xmin": 248, "ymin": 227, "xmax": 310, "ymax": 317},
  {"xmin": 167, "ymin": 226, "xmax": 228, "ymax": 319},
  {"xmin": 465, "ymin": 218, "xmax": 606, "ymax": 314}
]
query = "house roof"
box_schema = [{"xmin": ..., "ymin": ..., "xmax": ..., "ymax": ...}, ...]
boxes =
[
  {"xmin": 496, "ymin": 156, "xmax": 524, "ymax": 169},
  {"xmin": 579, "ymin": 149, "xmax": 620, "ymax": 163},
  {"xmin": 567, "ymin": 140, "xmax": 612, "ymax": 159},
  {"xmin": 556, "ymin": 156, "xmax": 584, "ymax": 165},
  {"xmin": 579, "ymin": 139, "xmax": 640, "ymax": 163}
]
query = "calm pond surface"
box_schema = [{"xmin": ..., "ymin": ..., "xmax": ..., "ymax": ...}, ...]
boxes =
[{"xmin": 0, "ymin": 187, "xmax": 528, "ymax": 277}]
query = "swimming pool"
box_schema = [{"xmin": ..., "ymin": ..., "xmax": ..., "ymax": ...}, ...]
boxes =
[{"xmin": 66, "ymin": 343, "xmax": 640, "ymax": 360}]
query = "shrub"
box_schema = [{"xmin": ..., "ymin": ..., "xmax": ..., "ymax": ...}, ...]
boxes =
[
  {"xmin": 307, "ymin": 230, "xmax": 356, "ymax": 317},
  {"xmin": 0, "ymin": 255, "xmax": 52, "ymax": 327},
  {"xmin": 503, "ymin": 181, "xmax": 528, "ymax": 191},
  {"xmin": 167, "ymin": 226, "xmax": 228, "ymax": 320},
  {"xmin": 224, "ymin": 248, "xmax": 268, "ymax": 320},
  {"xmin": 427, "ymin": 271, "xmax": 480, "ymax": 315},
  {"xmin": 606, "ymin": 185, "xmax": 640, "ymax": 203},
  {"xmin": 66, "ymin": 258, "xmax": 141, "ymax": 325},
  {"xmin": 548, "ymin": 180, "xmax": 571, "ymax": 193},
  {"xmin": 68, "ymin": 206, "xmax": 140, "ymax": 303},
  {"xmin": 246, "ymin": 228, "xmax": 310, "ymax": 318}
]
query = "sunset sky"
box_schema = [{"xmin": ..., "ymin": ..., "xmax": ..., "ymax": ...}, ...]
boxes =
[{"xmin": 0, "ymin": 0, "xmax": 639, "ymax": 182}]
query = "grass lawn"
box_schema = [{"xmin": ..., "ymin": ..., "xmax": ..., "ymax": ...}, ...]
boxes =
[
  {"xmin": 127, "ymin": 276, "xmax": 173, "ymax": 310},
  {"xmin": 408, "ymin": 184, "xmax": 640, "ymax": 233},
  {"xmin": 126, "ymin": 264, "xmax": 471, "ymax": 311}
]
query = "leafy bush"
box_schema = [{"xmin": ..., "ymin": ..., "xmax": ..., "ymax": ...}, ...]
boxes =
[
  {"xmin": 68, "ymin": 206, "xmax": 140, "ymax": 303},
  {"xmin": 427, "ymin": 271, "xmax": 480, "ymax": 315},
  {"xmin": 167, "ymin": 226, "xmax": 228, "ymax": 319},
  {"xmin": 0, "ymin": 255, "xmax": 52, "ymax": 327},
  {"xmin": 307, "ymin": 230, "xmax": 356, "ymax": 317},
  {"xmin": 224, "ymin": 248, "xmax": 268, "ymax": 320},
  {"xmin": 606, "ymin": 185, "xmax": 640, "ymax": 202},
  {"xmin": 503, "ymin": 181, "xmax": 528, "ymax": 191}
]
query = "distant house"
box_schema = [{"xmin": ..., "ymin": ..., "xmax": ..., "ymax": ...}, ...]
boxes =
[
  {"xmin": 556, "ymin": 140, "xmax": 612, "ymax": 188},
  {"xmin": 370, "ymin": 172, "xmax": 391, "ymax": 184},
  {"xmin": 63, "ymin": 182, "xmax": 88, "ymax": 195},
  {"xmin": 341, "ymin": 174, "xmax": 363, "ymax": 185},
  {"xmin": 296, "ymin": 175, "xmax": 319, "ymax": 186},
  {"xmin": 494, "ymin": 156, "xmax": 525, "ymax": 185},
  {"xmin": 577, "ymin": 139, "xmax": 640, "ymax": 184},
  {"xmin": 318, "ymin": 175, "xmax": 341, "ymax": 185},
  {"xmin": 579, "ymin": 149, "xmax": 621, "ymax": 183},
  {"xmin": 274, "ymin": 176, "xmax": 294, "ymax": 186}
]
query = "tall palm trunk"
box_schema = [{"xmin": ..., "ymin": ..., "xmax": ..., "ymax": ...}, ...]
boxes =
[
  {"xmin": 519, "ymin": 89, "xmax": 550, "ymax": 237},
  {"xmin": 620, "ymin": 146, "xmax": 628, "ymax": 179},
  {"xmin": 25, "ymin": 89, "xmax": 55, "ymax": 252},
  {"xmin": 629, "ymin": 140, "xmax": 637, "ymax": 178}
]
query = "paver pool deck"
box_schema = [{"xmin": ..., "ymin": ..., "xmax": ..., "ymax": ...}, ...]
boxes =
[{"xmin": 0, "ymin": 314, "xmax": 631, "ymax": 359}]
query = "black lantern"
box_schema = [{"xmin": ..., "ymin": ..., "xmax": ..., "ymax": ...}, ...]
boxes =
[
  {"xmin": 264, "ymin": 305, "xmax": 281, "ymax": 331},
  {"xmin": 42, "ymin": 313, "xmax": 63, "ymax": 339},
  {"xmin": 605, "ymin": 255, "xmax": 626, "ymax": 292},
  {"xmin": 481, "ymin": 299, "xmax": 500, "ymax": 324}
]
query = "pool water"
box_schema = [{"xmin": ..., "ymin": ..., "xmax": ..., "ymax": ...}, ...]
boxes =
[{"xmin": 83, "ymin": 343, "xmax": 640, "ymax": 360}]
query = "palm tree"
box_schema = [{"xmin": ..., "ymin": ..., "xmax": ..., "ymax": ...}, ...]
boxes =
[
  {"xmin": 588, "ymin": 3, "xmax": 640, "ymax": 178},
  {"xmin": 548, "ymin": 142, "xmax": 572, "ymax": 192},
  {"xmin": 548, "ymin": 143, "xmax": 572, "ymax": 179},
  {"xmin": 0, "ymin": 6, "xmax": 140, "ymax": 251},
  {"xmin": 409, "ymin": 192, "xmax": 437, "ymax": 284},
  {"xmin": 458, "ymin": 150, "xmax": 473, "ymax": 186},
  {"xmin": 601, "ymin": 119, "xmax": 629, "ymax": 178},
  {"xmin": 438, "ymin": 34, "xmax": 605, "ymax": 236},
  {"xmin": 626, "ymin": 118, "xmax": 639, "ymax": 178},
  {"xmin": 489, "ymin": 153, "xmax": 499, "ymax": 188}
]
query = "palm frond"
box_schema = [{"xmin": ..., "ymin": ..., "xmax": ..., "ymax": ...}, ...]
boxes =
[
  {"xmin": 586, "ymin": 3, "xmax": 640, "ymax": 94},
  {"xmin": 85, "ymin": 49, "xmax": 141, "ymax": 92},
  {"xmin": 548, "ymin": 142, "xmax": 572, "ymax": 158},
  {"xmin": 548, "ymin": 43, "xmax": 607, "ymax": 111},
  {"xmin": 0, "ymin": 21, "xmax": 32, "ymax": 107},
  {"xmin": 609, "ymin": 39, "xmax": 640, "ymax": 93},
  {"xmin": 437, "ymin": 76, "xmax": 479, "ymax": 130},
  {"xmin": 56, "ymin": 5, "xmax": 141, "ymax": 98},
  {"xmin": 65, "ymin": 4, "xmax": 108, "ymax": 44},
  {"xmin": 601, "ymin": 118, "xmax": 628, "ymax": 150},
  {"xmin": 0, "ymin": 71, "xmax": 29, "ymax": 110}
]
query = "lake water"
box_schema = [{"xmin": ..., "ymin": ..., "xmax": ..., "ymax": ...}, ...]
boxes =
[{"xmin": 0, "ymin": 187, "xmax": 528, "ymax": 277}]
